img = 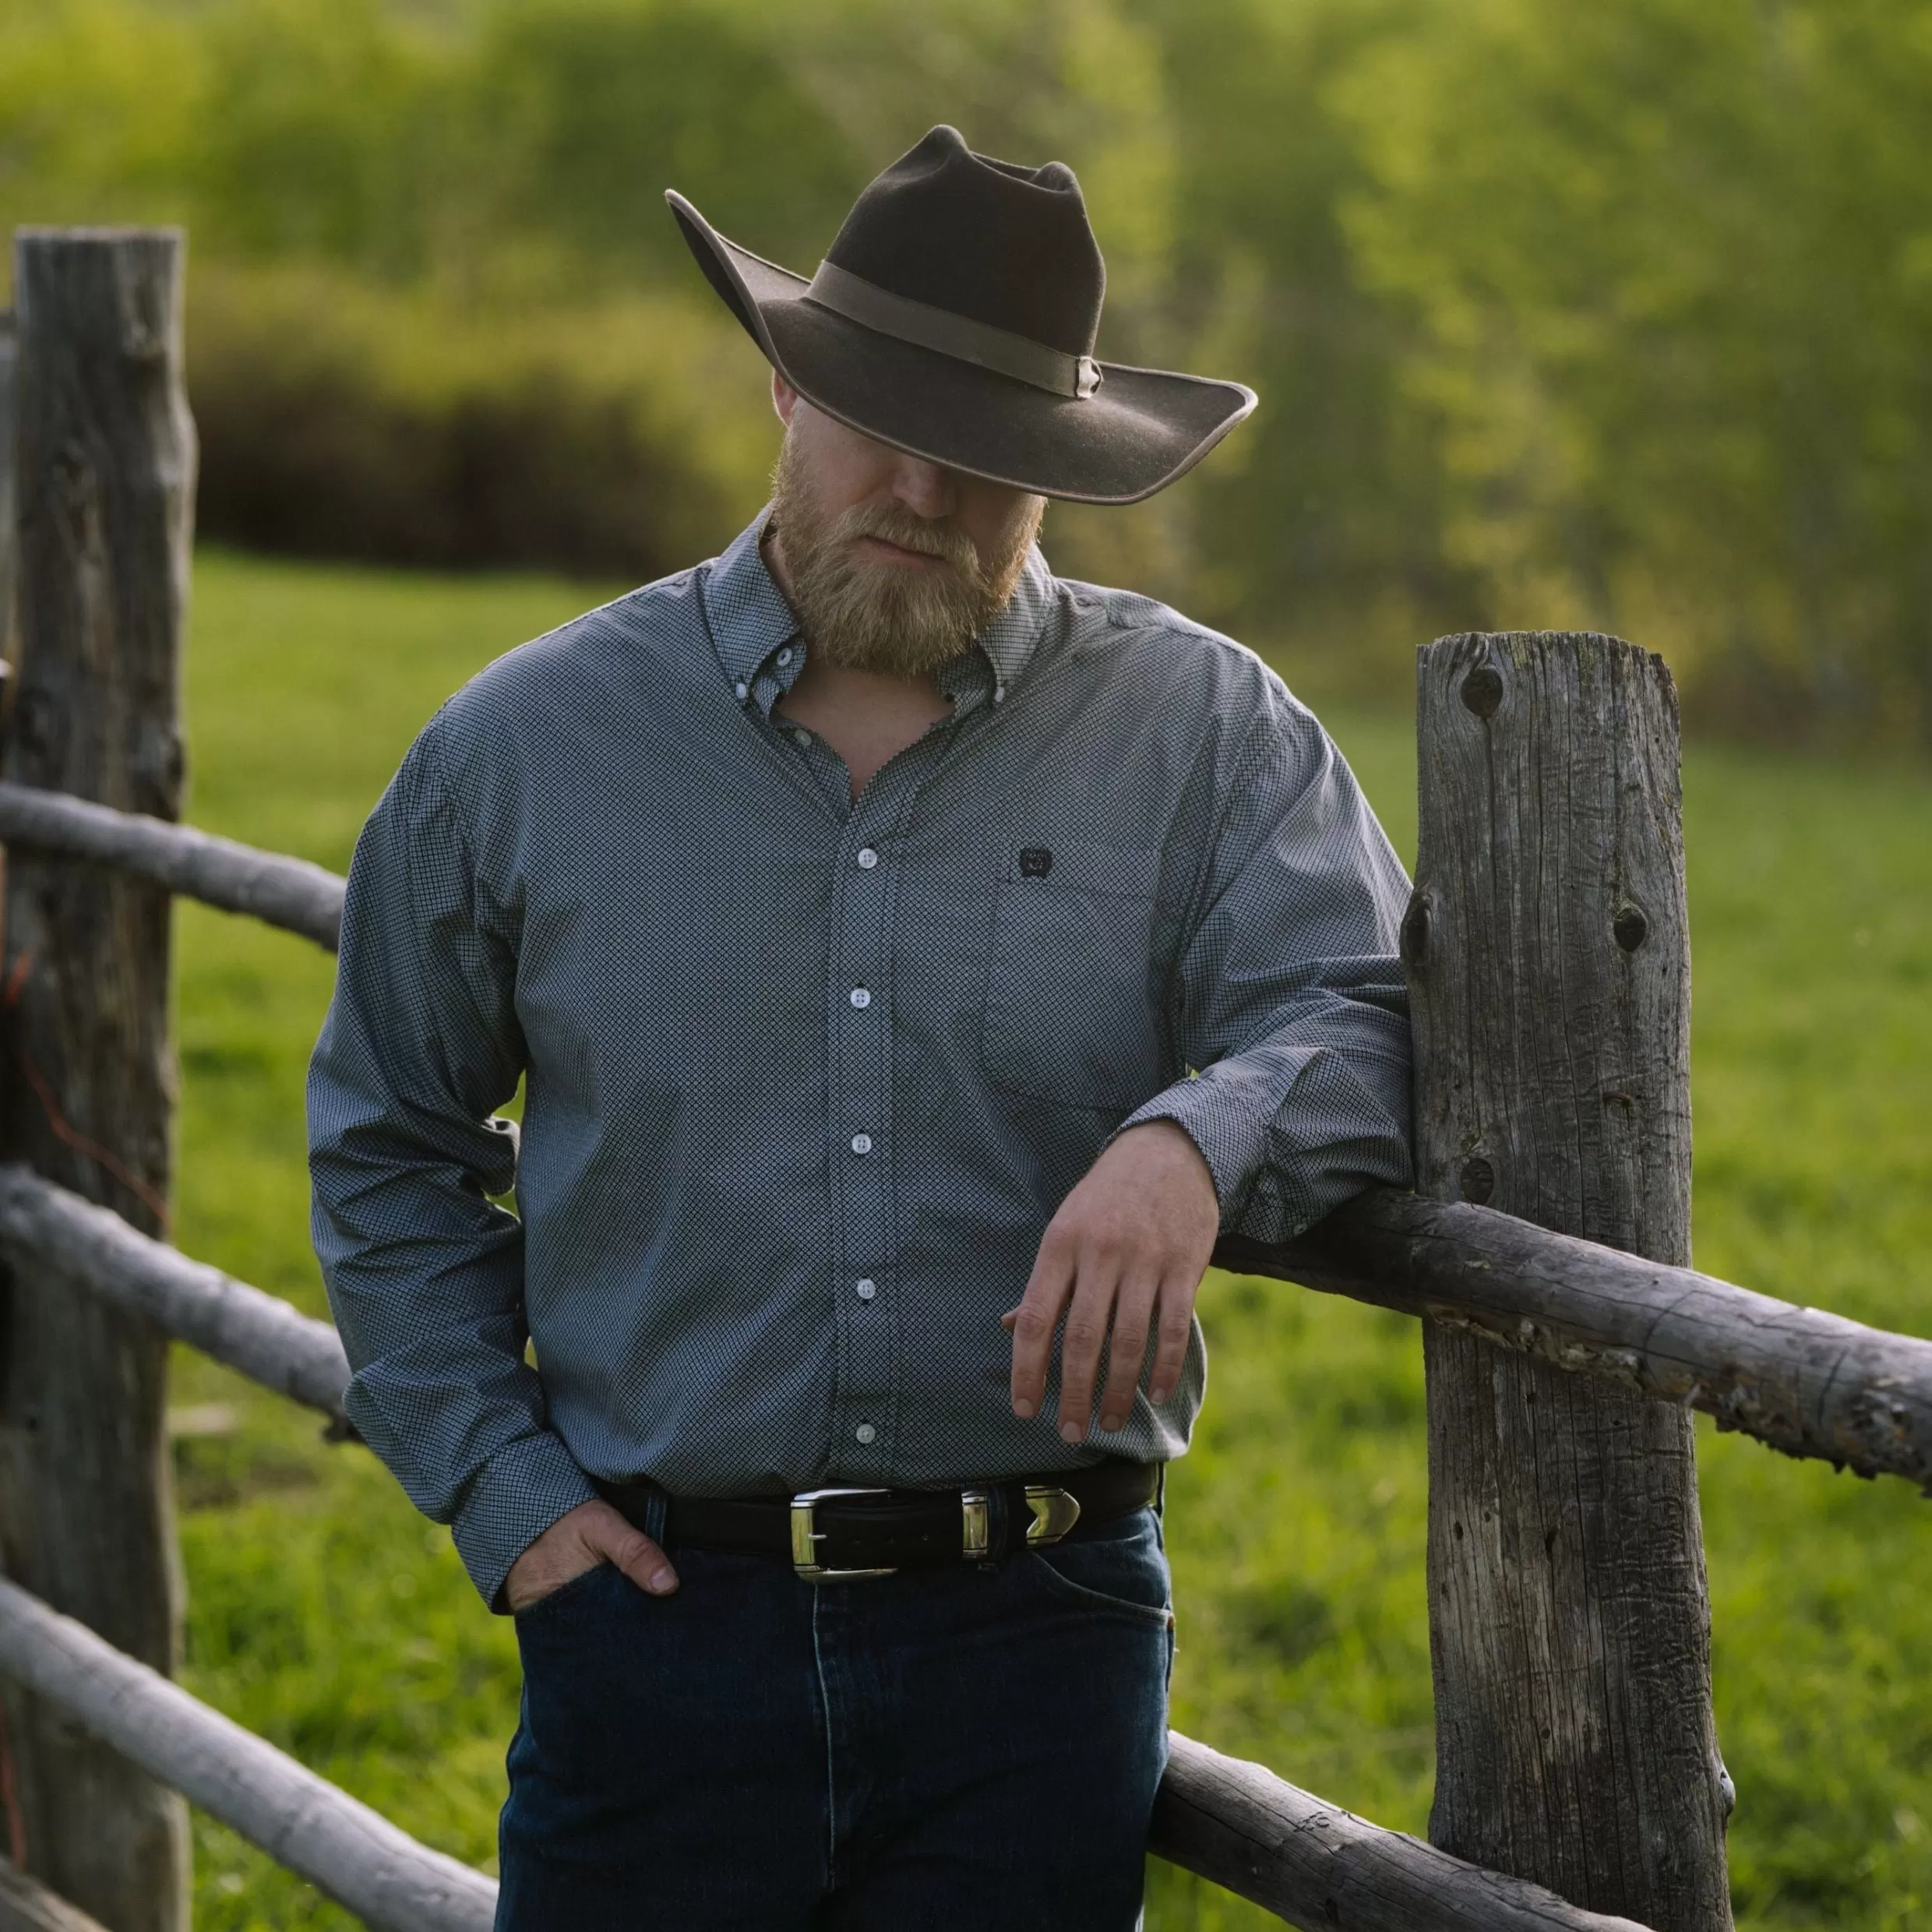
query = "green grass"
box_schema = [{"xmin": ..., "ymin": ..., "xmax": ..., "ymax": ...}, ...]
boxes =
[{"xmin": 164, "ymin": 549, "xmax": 1932, "ymax": 1928}]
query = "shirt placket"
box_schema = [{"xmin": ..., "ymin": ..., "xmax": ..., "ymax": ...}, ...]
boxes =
[{"xmin": 823, "ymin": 753, "xmax": 933, "ymax": 1482}]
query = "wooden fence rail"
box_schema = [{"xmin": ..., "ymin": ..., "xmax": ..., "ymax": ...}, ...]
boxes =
[
  {"xmin": 0, "ymin": 1579, "xmax": 497, "ymax": 1932},
  {"xmin": 1232, "ymin": 1193, "xmax": 1932, "ymax": 1491},
  {"xmin": 1151, "ymin": 1735, "xmax": 1651, "ymax": 1932},
  {"xmin": 0, "ymin": 1165, "xmax": 351, "ymax": 1426},
  {"xmin": 0, "ymin": 781, "xmax": 344, "ymax": 950}
]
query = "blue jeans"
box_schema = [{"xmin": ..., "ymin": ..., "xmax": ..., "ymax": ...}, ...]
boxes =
[{"xmin": 495, "ymin": 1506, "xmax": 1175, "ymax": 1930}]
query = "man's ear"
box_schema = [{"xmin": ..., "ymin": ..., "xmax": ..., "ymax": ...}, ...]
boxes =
[{"xmin": 771, "ymin": 370, "xmax": 799, "ymax": 428}]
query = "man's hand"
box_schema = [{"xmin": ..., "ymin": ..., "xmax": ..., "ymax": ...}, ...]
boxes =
[
  {"xmin": 502, "ymin": 1499, "xmax": 679, "ymax": 1613},
  {"xmin": 1005, "ymin": 1119, "xmax": 1220, "ymax": 1442}
]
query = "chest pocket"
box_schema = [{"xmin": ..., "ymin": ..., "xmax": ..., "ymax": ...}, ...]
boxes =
[{"xmin": 981, "ymin": 838, "xmax": 1169, "ymax": 1110}]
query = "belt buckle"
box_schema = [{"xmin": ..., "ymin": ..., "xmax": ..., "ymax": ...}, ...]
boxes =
[
  {"xmin": 1022, "ymin": 1484, "xmax": 1082, "ymax": 1547},
  {"xmin": 789, "ymin": 1487, "xmax": 897, "ymax": 1581}
]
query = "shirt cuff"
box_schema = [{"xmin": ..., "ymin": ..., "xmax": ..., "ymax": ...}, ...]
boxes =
[
  {"xmin": 1111, "ymin": 1060, "xmax": 1278, "ymax": 1234},
  {"xmin": 451, "ymin": 1431, "xmax": 600, "ymax": 1613}
]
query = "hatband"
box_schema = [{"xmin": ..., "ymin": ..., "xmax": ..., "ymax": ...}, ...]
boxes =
[{"xmin": 804, "ymin": 259, "xmax": 1104, "ymax": 401}]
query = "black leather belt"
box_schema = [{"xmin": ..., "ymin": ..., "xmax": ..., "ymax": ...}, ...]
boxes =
[{"xmin": 595, "ymin": 1460, "xmax": 1160, "ymax": 1581}]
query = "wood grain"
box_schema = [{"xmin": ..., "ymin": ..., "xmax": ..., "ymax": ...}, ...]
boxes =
[
  {"xmin": 0, "ymin": 228, "xmax": 196, "ymax": 1932},
  {"xmin": 1406, "ymin": 633, "xmax": 1731, "ymax": 1928}
]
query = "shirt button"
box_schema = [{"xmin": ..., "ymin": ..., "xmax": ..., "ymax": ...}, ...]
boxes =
[
  {"xmin": 777, "ymin": 647, "xmax": 795, "ymax": 667},
  {"xmin": 855, "ymin": 1423, "xmax": 877, "ymax": 1445},
  {"xmin": 856, "ymin": 848, "xmax": 879, "ymax": 869},
  {"xmin": 733, "ymin": 680, "xmax": 749, "ymax": 701},
  {"xmin": 849, "ymin": 987, "xmax": 871, "ymax": 1009},
  {"xmin": 791, "ymin": 727, "xmax": 810, "ymax": 748},
  {"xmin": 851, "ymin": 1133, "xmax": 873, "ymax": 1155},
  {"xmin": 855, "ymin": 1278, "xmax": 876, "ymax": 1301}
]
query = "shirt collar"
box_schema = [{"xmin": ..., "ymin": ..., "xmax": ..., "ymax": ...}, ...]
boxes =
[
  {"xmin": 702, "ymin": 506, "xmax": 1055, "ymax": 716},
  {"xmin": 702, "ymin": 507, "xmax": 803, "ymax": 699}
]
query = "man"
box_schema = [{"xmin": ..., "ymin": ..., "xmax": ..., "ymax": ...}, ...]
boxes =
[{"xmin": 308, "ymin": 125, "xmax": 1412, "ymax": 1930}]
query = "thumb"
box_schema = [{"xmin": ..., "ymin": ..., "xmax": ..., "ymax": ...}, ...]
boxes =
[{"xmin": 583, "ymin": 1501, "xmax": 679, "ymax": 1596}]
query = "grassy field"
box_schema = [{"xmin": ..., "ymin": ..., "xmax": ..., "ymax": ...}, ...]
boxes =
[{"xmin": 159, "ymin": 549, "xmax": 1932, "ymax": 1928}]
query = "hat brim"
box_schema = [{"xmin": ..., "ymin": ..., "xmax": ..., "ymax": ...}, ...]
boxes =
[{"xmin": 668, "ymin": 192, "xmax": 1256, "ymax": 506}]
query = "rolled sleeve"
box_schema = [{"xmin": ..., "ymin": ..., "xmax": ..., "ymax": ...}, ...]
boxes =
[
  {"xmin": 1116, "ymin": 696, "xmax": 1414, "ymax": 1244},
  {"xmin": 308, "ymin": 710, "xmax": 586, "ymax": 1607}
]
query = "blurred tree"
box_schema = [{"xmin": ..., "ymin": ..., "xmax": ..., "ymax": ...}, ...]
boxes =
[
  {"xmin": 1341, "ymin": 0, "xmax": 1932, "ymax": 744},
  {"xmin": 467, "ymin": 0, "xmax": 861, "ymax": 287}
]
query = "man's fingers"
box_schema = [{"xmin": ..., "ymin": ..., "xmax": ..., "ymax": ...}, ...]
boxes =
[
  {"xmin": 1010, "ymin": 1228, "xmax": 1077, "ymax": 1419},
  {"xmin": 583, "ymin": 1500, "xmax": 679, "ymax": 1595},
  {"xmin": 1097, "ymin": 1274, "xmax": 1158, "ymax": 1431},
  {"xmin": 1147, "ymin": 1274, "xmax": 1198, "ymax": 1406},
  {"xmin": 1054, "ymin": 1263, "xmax": 1122, "ymax": 1444}
]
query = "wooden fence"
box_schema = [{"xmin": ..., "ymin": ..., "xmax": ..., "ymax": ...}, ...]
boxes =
[{"xmin": 0, "ymin": 226, "xmax": 1924, "ymax": 1932}]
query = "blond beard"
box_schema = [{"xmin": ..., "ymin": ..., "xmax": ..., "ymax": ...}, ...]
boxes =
[{"xmin": 767, "ymin": 429, "xmax": 1044, "ymax": 678}]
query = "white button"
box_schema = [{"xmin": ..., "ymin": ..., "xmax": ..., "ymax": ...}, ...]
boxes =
[
  {"xmin": 856, "ymin": 848, "xmax": 879, "ymax": 869},
  {"xmin": 855, "ymin": 1423, "xmax": 877, "ymax": 1445},
  {"xmin": 791, "ymin": 728, "xmax": 810, "ymax": 747},
  {"xmin": 851, "ymin": 1133, "xmax": 873, "ymax": 1155},
  {"xmin": 993, "ymin": 686, "xmax": 1007, "ymax": 705},
  {"xmin": 849, "ymin": 987, "xmax": 871, "ymax": 1009},
  {"xmin": 734, "ymin": 680, "xmax": 749, "ymax": 700},
  {"xmin": 855, "ymin": 1278, "xmax": 876, "ymax": 1301},
  {"xmin": 777, "ymin": 647, "xmax": 795, "ymax": 667}
]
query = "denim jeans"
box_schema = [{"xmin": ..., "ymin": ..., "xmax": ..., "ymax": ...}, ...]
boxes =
[{"xmin": 495, "ymin": 1505, "xmax": 1175, "ymax": 1930}]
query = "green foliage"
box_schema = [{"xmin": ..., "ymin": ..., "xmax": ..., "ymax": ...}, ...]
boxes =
[
  {"xmin": 165, "ymin": 551, "xmax": 1932, "ymax": 1928},
  {"xmin": 7, "ymin": 0, "xmax": 1931, "ymax": 742}
]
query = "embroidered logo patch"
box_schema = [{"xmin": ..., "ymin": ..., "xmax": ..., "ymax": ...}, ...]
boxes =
[{"xmin": 1018, "ymin": 847, "xmax": 1054, "ymax": 879}]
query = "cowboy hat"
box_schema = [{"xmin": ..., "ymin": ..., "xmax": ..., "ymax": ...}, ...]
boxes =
[{"xmin": 666, "ymin": 125, "xmax": 1256, "ymax": 505}]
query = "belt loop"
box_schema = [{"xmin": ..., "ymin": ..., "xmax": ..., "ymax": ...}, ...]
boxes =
[
  {"xmin": 984, "ymin": 1482, "xmax": 1014, "ymax": 1565},
  {"xmin": 1154, "ymin": 1462, "xmax": 1166, "ymax": 1519},
  {"xmin": 641, "ymin": 1479, "xmax": 669, "ymax": 1546}
]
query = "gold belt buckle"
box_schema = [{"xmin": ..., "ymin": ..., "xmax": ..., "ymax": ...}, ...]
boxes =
[{"xmin": 789, "ymin": 1487, "xmax": 897, "ymax": 1581}]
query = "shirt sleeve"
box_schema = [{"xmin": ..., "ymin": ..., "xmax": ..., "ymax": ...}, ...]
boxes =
[
  {"xmin": 1113, "ymin": 693, "xmax": 1415, "ymax": 1245},
  {"xmin": 307, "ymin": 713, "xmax": 595, "ymax": 1610}
]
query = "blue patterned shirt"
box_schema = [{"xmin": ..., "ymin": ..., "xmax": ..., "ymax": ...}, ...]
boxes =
[{"xmin": 307, "ymin": 510, "xmax": 1414, "ymax": 1607}]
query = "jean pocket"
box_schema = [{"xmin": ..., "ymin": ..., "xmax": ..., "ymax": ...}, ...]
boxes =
[
  {"xmin": 512, "ymin": 1560, "xmax": 612, "ymax": 1631},
  {"xmin": 981, "ymin": 840, "xmax": 1168, "ymax": 1109},
  {"xmin": 1026, "ymin": 1511, "xmax": 1175, "ymax": 1629}
]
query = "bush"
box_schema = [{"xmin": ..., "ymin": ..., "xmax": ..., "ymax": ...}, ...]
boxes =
[{"xmin": 186, "ymin": 263, "xmax": 777, "ymax": 580}]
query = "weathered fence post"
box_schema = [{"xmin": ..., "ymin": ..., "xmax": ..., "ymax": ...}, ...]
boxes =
[
  {"xmin": 1, "ymin": 305, "xmax": 16, "ymax": 660},
  {"xmin": 1408, "ymin": 633, "xmax": 1732, "ymax": 1930},
  {"xmin": 0, "ymin": 230, "xmax": 195, "ymax": 1930}
]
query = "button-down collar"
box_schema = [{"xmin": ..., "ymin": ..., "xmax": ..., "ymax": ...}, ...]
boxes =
[{"xmin": 700, "ymin": 505, "xmax": 1053, "ymax": 722}]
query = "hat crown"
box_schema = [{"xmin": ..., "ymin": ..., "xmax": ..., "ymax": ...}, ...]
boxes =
[{"xmin": 825, "ymin": 125, "xmax": 1105, "ymax": 359}]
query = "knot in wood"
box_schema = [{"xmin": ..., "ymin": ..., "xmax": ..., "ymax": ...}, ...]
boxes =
[
  {"xmin": 1613, "ymin": 901, "xmax": 1649, "ymax": 952},
  {"xmin": 1458, "ymin": 1155, "xmax": 1495, "ymax": 1204},
  {"xmin": 1399, "ymin": 890, "xmax": 1430, "ymax": 967},
  {"xmin": 1458, "ymin": 664, "xmax": 1504, "ymax": 718}
]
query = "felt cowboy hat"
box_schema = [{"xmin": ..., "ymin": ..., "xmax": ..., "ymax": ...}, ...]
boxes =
[{"xmin": 665, "ymin": 125, "xmax": 1257, "ymax": 505}]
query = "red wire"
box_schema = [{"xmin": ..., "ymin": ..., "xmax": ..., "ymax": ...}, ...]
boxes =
[{"xmin": 2, "ymin": 947, "xmax": 172, "ymax": 1234}]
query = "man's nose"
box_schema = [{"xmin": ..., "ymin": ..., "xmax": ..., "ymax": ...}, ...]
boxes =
[{"xmin": 890, "ymin": 453, "xmax": 956, "ymax": 520}]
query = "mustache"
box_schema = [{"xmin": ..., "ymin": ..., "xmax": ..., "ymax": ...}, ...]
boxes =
[{"xmin": 831, "ymin": 504, "xmax": 983, "ymax": 582}]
